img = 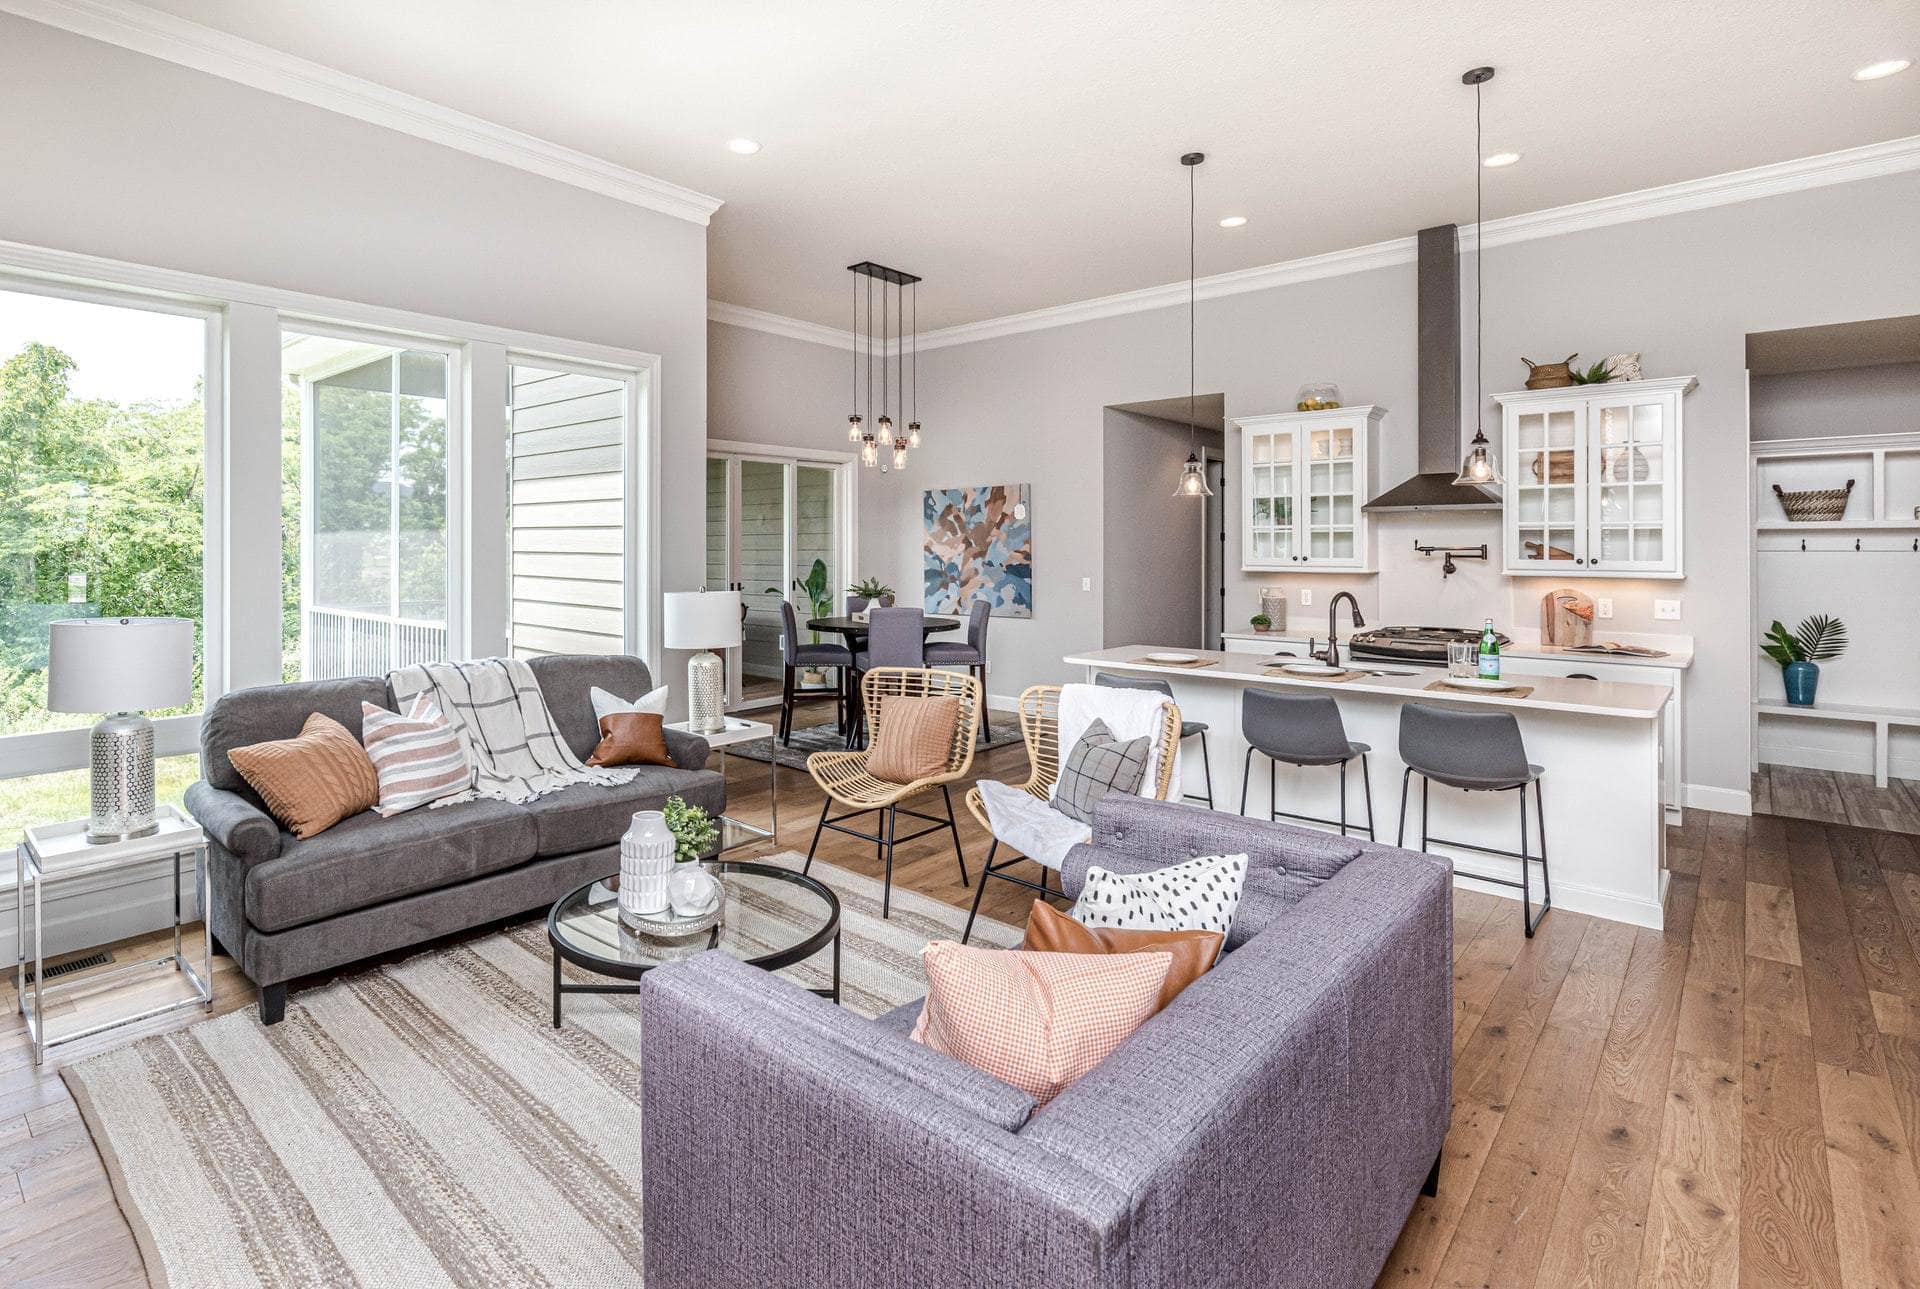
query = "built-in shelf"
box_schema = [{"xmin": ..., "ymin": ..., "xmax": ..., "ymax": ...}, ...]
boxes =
[
  {"xmin": 1752, "ymin": 699, "xmax": 1920, "ymax": 789},
  {"xmin": 1754, "ymin": 519, "xmax": 1920, "ymax": 533}
]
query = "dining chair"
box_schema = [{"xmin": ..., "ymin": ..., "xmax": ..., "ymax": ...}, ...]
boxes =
[
  {"xmin": 777, "ymin": 600, "xmax": 851, "ymax": 745},
  {"xmin": 925, "ymin": 600, "xmax": 992, "ymax": 741},
  {"xmin": 849, "ymin": 608, "xmax": 924, "ymax": 746}
]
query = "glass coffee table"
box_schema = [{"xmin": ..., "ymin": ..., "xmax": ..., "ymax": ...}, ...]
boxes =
[{"xmin": 545, "ymin": 860, "xmax": 840, "ymax": 1028}]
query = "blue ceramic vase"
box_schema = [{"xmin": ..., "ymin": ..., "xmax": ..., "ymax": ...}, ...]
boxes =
[{"xmin": 1782, "ymin": 660, "xmax": 1819, "ymax": 707}]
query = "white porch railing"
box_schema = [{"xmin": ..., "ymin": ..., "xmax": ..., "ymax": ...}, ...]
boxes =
[{"xmin": 305, "ymin": 607, "xmax": 448, "ymax": 679}]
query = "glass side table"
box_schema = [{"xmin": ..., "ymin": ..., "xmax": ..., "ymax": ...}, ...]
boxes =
[
  {"xmin": 669, "ymin": 716, "xmax": 778, "ymax": 853},
  {"xmin": 15, "ymin": 804, "xmax": 213, "ymax": 1065}
]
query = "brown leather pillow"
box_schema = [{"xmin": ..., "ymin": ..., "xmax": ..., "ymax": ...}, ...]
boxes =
[
  {"xmin": 587, "ymin": 712, "xmax": 677, "ymax": 768},
  {"xmin": 227, "ymin": 712, "xmax": 379, "ymax": 840},
  {"xmin": 1021, "ymin": 900, "xmax": 1224, "ymax": 1012},
  {"xmin": 867, "ymin": 695, "xmax": 961, "ymax": 783}
]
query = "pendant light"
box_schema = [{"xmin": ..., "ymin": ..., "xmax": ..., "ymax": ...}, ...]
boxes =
[
  {"xmin": 845, "ymin": 261, "xmax": 923, "ymax": 471},
  {"xmin": 1175, "ymin": 151, "xmax": 1213, "ymax": 498},
  {"xmin": 1453, "ymin": 66, "xmax": 1503, "ymax": 488},
  {"xmin": 846, "ymin": 271, "xmax": 864, "ymax": 443}
]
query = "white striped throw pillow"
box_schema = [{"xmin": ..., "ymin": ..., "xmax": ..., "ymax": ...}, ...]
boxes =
[{"xmin": 360, "ymin": 696, "xmax": 474, "ymax": 816}]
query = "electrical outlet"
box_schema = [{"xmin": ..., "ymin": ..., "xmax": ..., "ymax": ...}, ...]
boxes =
[
  {"xmin": 1653, "ymin": 598, "xmax": 1681, "ymax": 621},
  {"xmin": 1299, "ymin": 588, "xmax": 1313, "ymax": 607},
  {"xmin": 1080, "ymin": 576, "xmax": 1091, "ymax": 592},
  {"xmin": 1595, "ymin": 597, "xmax": 1614, "ymax": 620}
]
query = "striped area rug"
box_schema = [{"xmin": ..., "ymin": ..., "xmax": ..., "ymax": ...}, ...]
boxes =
[{"xmin": 64, "ymin": 855, "xmax": 1023, "ymax": 1288}]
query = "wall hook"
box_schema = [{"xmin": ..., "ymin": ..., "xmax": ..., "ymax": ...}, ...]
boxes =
[{"xmin": 1856, "ymin": 537, "xmax": 1862, "ymax": 552}]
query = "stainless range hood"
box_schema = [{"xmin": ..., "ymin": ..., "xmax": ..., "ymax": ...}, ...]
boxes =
[{"xmin": 1364, "ymin": 224, "xmax": 1501, "ymax": 512}]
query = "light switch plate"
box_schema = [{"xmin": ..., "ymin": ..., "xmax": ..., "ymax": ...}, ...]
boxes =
[
  {"xmin": 1300, "ymin": 588, "xmax": 1313, "ymax": 607},
  {"xmin": 1653, "ymin": 598, "xmax": 1681, "ymax": 621},
  {"xmin": 1596, "ymin": 597, "xmax": 1614, "ymax": 620},
  {"xmin": 1080, "ymin": 577, "xmax": 1091, "ymax": 592}
]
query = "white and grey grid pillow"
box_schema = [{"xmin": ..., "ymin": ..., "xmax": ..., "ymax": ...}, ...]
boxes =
[
  {"xmin": 1049, "ymin": 718, "xmax": 1151, "ymax": 824},
  {"xmin": 1071, "ymin": 853, "xmax": 1249, "ymax": 938}
]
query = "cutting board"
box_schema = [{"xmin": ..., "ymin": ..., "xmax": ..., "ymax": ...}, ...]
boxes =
[{"xmin": 1542, "ymin": 588, "xmax": 1594, "ymax": 647}]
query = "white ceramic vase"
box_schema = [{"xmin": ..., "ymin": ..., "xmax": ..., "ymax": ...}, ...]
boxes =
[{"xmin": 619, "ymin": 810, "xmax": 675, "ymax": 916}]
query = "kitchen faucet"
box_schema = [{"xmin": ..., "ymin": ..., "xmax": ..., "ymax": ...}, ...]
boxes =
[{"xmin": 1323, "ymin": 592, "xmax": 1366, "ymax": 668}]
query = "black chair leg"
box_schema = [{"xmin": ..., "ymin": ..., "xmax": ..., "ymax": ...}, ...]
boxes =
[
  {"xmin": 1183, "ymin": 731, "xmax": 1215, "ymax": 809},
  {"xmin": 1420, "ymin": 775, "xmax": 1431, "ymax": 850},
  {"xmin": 976, "ymin": 665, "xmax": 992, "ymax": 741},
  {"xmin": 1268, "ymin": 757, "xmax": 1276, "ymax": 823},
  {"xmin": 1397, "ymin": 766, "xmax": 1413, "ymax": 847},
  {"xmin": 962, "ymin": 840, "xmax": 997, "ymax": 944},
  {"xmin": 1360, "ymin": 753, "xmax": 1376, "ymax": 841},
  {"xmin": 941, "ymin": 785, "xmax": 969, "ymax": 887},
  {"xmin": 881, "ymin": 804, "xmax": 897, "ymax": 919},
  {"xmin": 1339, "ymin": 760, "xmax": 1348, "ymax": 836},
  {"xmin": 804, "ymin": 797, "xmax": 830, "ymax": 872},
  {"xmin": 1520, "ymin": 783, "xmax": 1534, "ymax": 937},
  {"xmin": 1239, "ymin": 745, "xmax": 1255, "ymax": 816},
  {"xmin": 779, "ymin": 665, "xmax": 795, "ymax": 745},
  {"xmin": 1536, "ymin": 779, "xmax": 1552, "ymax": 911}
]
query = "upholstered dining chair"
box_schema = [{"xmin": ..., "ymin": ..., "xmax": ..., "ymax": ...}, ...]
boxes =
[
  {"xmin": 777, "ymin": 600, "xmax": 851, "ymax": 745},
  {"xmin": 805, "ymin": 667, "xmax": 980, "ymax": 918},
  {"xmin": 849, "ymin": 608, "xmax": 925, "ymax": 747},
  {"xmin": 924, "ymin": 600, "xmax": 992, "ymax": 741},
  {"xmin": 960, "ymin": 684, "xmax": 1182, "ymax": 943}
]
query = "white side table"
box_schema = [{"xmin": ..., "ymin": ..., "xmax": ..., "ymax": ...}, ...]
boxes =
[
  {"xmin": 15, "ymin": 804, "xmax": 213, "ymax": 1065},
  {"xmin": 670, "ymin": 717, "xmax": 778, "ymax": 853}
]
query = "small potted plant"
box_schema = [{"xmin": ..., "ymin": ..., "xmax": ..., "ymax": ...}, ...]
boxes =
[
  {"xmin": 1760, "ymin": 615, "xmax": 1847, "ymax": 707},
  {"xmin": 847, "ymin": 577, "xmax": 896, "ymax": 610},
  {"xmin": 663, "ymin": 794, "xmax": 720, "ymax": 862},
  {"xmin": 1249, "ymin": 613, "xmax": 1273, "ymax": 634}
]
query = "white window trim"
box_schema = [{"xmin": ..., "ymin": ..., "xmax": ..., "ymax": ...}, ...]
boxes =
[{"xmin": 0, "ymin": 237, "xmax": 662, "ymax": 783}]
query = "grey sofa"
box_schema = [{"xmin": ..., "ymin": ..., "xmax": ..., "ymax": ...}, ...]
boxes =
[
  {"xmin": 638, "ymin": 795, "xmax": 1452, "ymax": 1289},
  {"xmin": 185, "ymin": 655, "xmax": 724, "ymax": 1024}
]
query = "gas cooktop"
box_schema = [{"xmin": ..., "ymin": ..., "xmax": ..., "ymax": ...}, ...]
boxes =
[{"xmin": 1347, "ymin": 625, "xmax": 1512, "ymax": 664}]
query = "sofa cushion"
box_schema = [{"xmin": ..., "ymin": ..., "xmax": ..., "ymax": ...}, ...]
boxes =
[
  {"xmin": 201, "ymin": 676, "xmax": 390, "ymax": 809},
  {"xmin": 1071, "ymin": 852, "xmax": 1248, "ymax": 938},
  {"xmin": 527, "ymin": 654, "xmax": 661, "ymax": 761},
  {"xmin": 519, "ymin": 766, "xmax": 726, "ymax": 857},
  {"xmin": 586, "ymin": 713, "xmax": 677, "ymax": 768},
  {"xmin": 1022, "ymin": 899, "xmax": 1222, "ymax": 1011},
  {"xmin": 245, "ymin": 798, "xmax": 536, "ymax": 933},
  {"xmin": 226, "ymin": 713, "xmax": 379, "ymax": 839}
]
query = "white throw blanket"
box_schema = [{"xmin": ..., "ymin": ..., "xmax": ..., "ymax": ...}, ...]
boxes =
[
  {"xmin": 388, "ymin": 658, "xmax": 636, "ymax": 806},
  {"xmin": 1052, "ymin": 682, "xmax": 1180, "ymax": 804},
  {"xmin": 977, "ymin": 779, "xmax": 1093, "ymax": 872}
]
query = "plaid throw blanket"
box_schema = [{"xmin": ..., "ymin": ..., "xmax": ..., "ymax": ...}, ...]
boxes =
[{"xmin": 388, "ymin": 658, "xmax": 635, "ymax": 805}]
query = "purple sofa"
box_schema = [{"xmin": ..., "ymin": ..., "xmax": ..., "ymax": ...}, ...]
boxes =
[{"xmin": 638, "ymin": 795, "xmax": 1453, "ymax": 1289}]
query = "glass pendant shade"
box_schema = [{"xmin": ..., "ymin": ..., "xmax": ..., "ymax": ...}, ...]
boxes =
[
  {"xmin": 860, "ymin": 438, "xmax": 879, "ymax": 468},
  {"xmin": 847, "ymin": 413, "xmax": 863, "ymax": 442},
  {"xmin": 876, "ymin": 414, "xmax": 893, "ymax": 440},
  {"xmin": 891, "ymin": 440, "xmax": 908, "ymax": 470},
  {"xmin": 1175, "ymin": 453, "xmax": 1213, "ymax": 498},
  {"xmin": 1454, "ymin": 429, "xmax": 1501, "ymax": 486},
  {"xmin": 907, "ymin": 421, "xmax": 921, "ymax": 449}
]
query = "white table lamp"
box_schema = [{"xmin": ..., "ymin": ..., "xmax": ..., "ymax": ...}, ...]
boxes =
[
  {"xmin": 47, "ymin": 616, "xmax": 195, "ymax": 843},
  {"xmin": 663, "ymin": 591, "xmax": 742, "ymax": 735}
]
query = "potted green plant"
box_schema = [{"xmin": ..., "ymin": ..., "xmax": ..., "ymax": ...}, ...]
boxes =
[
  {"xmin": 1568, "ymin": 358, "xmax": 1617, "ymax": 385},
  {"xmin": 663, "ymin": 795, "xmax": 720, "ymax": 862},
  {"xmin": 1249, "ymin": 612, "xmax": 1273, "ymax": 633},
  {"xmin": 1760, "ymin": 615, "xmax": 1847, "ymax": 706},
  {"xmin": 847, "ymin": 577, "xmax": 895, "ymax": 609}
]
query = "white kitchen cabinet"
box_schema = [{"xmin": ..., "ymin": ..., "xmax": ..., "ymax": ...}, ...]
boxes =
[
  {"xmin": 1236, "ymin": 405, "xmax": 1384, "ymax": 572},
  {"xmin": 1500, "ymin": 653, "xmax": 1685, "ymax": 822},
  {"xmin": 1498, "ymin": 376, "xmax": 1695, "ymax": 578}
]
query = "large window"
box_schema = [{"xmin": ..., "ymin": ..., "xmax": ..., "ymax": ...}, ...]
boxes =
[
  {"xmin": 0, "ymin": 286, "xmax": 208, "ymax": 738},
  {"xmin": 282, "ymin": 330, "xmax": 455, "ymax": 680}
]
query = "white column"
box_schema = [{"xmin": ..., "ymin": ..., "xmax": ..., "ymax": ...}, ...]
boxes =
[
  {"xmin": 464, "ymin": 342, "xmax": 510, "ymax": 659},
  {"xmin": 221, "ymin": 303, "xmax": 285, "ymax": 692}
]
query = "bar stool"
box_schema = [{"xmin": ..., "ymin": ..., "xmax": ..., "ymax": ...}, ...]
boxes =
[
  {"xmin": 1396, "ymin": 703, "xmax": 1550, "ymax": 937},
  {"xmin": 1237, "ymin": 688, "xmax": 1374, "ymax": 838},
  {"xmin": 1094, "ymin": 673, "xmax": 1214, "ymax": 808}
]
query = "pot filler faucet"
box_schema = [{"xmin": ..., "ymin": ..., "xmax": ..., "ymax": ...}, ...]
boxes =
[{"xmin": 1323, "ymin": 592, "xmax": 1366, "ymax": 668}]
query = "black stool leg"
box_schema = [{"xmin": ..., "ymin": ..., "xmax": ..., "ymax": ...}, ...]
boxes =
[
  {"xmin": 804, "ymin": 796, "xmax": 830, "ymax": 872},
  {"xmin": 976, "ymin": 666, "xmax": 992, "ymax": 741},
  {"xmin": 1360, "ymin": 753, "xmax": 1376, "ymax": 841},
  {"xmin": 1519, "ymin": 784, "xmax": 1534, "ymax": 937},
  {"xmin": 1198, "ymin": 731, "xmax": 1215, "ymax": 809},
  {"xmin": 1239, "ymin": 745, "xmax": 1255, "ymax": 816},
  {"xmin": 1338, "ymin": 760, "xmax": 1349, "ymax": 836},
  {"xmin": 1536, "ymin": 779, "xmax": 1552, "ymax": 912},
  {"xmin": 1422, "ymin": 1150, "xmax": 1441, "ymax": 1198},
  {"xmin": 1397, "ymin": 766, "xmax": 1412, "ymax": 847},
  {"xmin": 881, "ymin": 804, "xmax": 897, "ymax": 919},
  {"xmin": 1420, "ymin": 775, "xmax": 1431, "ymax": 850},
  {"xmin": 1268, "ymin": 757, "xmax": 1277, "ymax": 823},
  {"xmin": 962, "ymin": 840, "xmax": 997, "ymax": 944},
  {"xmin": 941, "ymin": 785, "xmax": 969, "ymax": 887}
]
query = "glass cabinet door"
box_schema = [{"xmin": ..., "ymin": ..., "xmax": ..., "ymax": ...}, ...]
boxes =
[
  {"xmin": 1589, "ymin": 396, "xmax": 1668, "ymax": 569},
  {"xmin": 1304, "ymin": 422, "xmax": 1359, "ymax": 563},
  {"xmin": 1510, "ymin": 405, "xmax": 1584, "ymax": 567},
  {"xmin": 1245, "ymin": 428, "xmax": 1296, "ymax": 566}
]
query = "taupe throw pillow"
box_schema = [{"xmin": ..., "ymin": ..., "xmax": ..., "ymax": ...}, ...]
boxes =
[
  {"xmin": 227, "ymin": 712, "xmax": 380, "ymax": 839},
  {"xmin": 867, "ymin": 695, "xmax": 961, "ymax": 783},
  {"xmin": 1050, "ymin": 718, "xmax": 1150, "ymax": 824}
]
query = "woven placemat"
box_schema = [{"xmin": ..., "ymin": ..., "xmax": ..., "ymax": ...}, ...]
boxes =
[
  {"xmin": 1424, "ymin": 679, "xmax": 1534, "ymax": 699},
  {"xmin": 1264, "ymin": 667, "xmax": 1370, "ymax": 683},
  {"xmin": 1127, "ymin": 655, "xmax": 1218, "ymax": 669}
]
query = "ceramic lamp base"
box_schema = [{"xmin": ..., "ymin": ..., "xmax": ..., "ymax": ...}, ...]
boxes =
[
  {"xmin": 87, "ymin": 712, "xmax": 158, "ymax": 844},
  {"xmin": 687, "ymin": 650, "xmax": 726, "ymax": 734}
]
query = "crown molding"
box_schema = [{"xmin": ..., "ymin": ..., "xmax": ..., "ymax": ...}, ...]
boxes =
[
  {"xmin": 708, "ymin": 301, "xmax": 856, "ymax": 351},
  {"xmin": 712, "ymin": 133, "xmax": 1920, "ymax": 354},
  {"xmin": 0, "ymin": 0, "xmax": 724, "ymax": 226}
]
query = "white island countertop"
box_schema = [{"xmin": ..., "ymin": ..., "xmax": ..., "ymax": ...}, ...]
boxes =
[
  {"xmin": 1067, "ymin": 646, "xmax": 1672, "ymax": 720},
  {"xmin": 1217, "ymin": 630, "xmax": 1693, "ymax": 671}
]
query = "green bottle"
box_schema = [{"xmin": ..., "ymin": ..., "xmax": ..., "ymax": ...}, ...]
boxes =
[{"xmin": 1477, "ymin": 618, "xmax": 1501, "ymax": 680}]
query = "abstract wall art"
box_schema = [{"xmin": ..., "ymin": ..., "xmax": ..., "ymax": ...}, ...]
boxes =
[{"xmin": 922, "ymin": 484, "xmax": 1032, "ymax": 618}]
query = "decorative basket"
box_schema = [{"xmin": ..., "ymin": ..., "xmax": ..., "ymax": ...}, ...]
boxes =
[
  {"xmin": 1528, "ymin": 450, "xmax": 1576, "ymax": 485},
  {"xmin": 1771, "ymin": 479, "xmax": 1853, "ymax": 523}
]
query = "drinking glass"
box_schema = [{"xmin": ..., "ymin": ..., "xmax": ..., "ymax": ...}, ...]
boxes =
[{"xmin": 1447, "ymin": 641, "xmax": 1476, "ymax": 678}]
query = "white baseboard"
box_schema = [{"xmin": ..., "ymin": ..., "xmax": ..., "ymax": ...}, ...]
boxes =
[
  {"xmin": 1449, "ymin": 863, "xmax": 1666, "ymax": 931},
  {"xmin": 0, "ymin": 855, "xmax": 204, "ymax": 966},
  {"xmin": 1757, "ymin": 735, "xmax": 1920, "ymax": 783},
  {"xmin": 1684, "ymin": 783, "xmax": 1753, "ymax": 817},
  {"xmin": 986, "ymin": 691, "xmax": 1020, "ymax": 713}
]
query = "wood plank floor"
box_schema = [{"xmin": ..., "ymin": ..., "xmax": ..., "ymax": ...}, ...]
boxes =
[
  {"xmin": 5, "ymin": 708, "xmax": 1920, "ymax": 1287},
  {"xmin": 1754, "ymin": 763, "xmax": 1920, "ymax": 836}
]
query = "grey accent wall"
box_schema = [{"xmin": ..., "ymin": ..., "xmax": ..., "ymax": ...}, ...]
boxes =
[
  {"xmin": 0, "ymin": 15, "xmax": 710, "ymax": 675},
  {"xmin": 1101, "ymin": 411, "xmax": 1221, "ymax": 649},
  {"xmin": 1750, "ymin": 362, "xmax": 1920, "ymax": 441}
]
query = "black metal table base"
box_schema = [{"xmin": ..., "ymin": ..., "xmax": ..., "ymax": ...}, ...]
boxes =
[{"xmin": 551, "ymin": 929, "xmax": 841, "ymax": 1028}]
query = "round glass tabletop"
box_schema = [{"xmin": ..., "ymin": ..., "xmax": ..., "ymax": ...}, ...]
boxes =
[{"xmin": 547, "ymin": 861, "xmax": 839, "ymax": 981}]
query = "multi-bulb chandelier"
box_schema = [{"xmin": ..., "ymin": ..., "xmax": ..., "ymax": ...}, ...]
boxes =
[{"xmin": 845, "ymin": 261, "xmax": 922, "ymax": 471}]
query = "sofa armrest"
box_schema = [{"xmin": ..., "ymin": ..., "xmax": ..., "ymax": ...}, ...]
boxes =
[
  {"xmin": 184, "ymin": 781, "xmax": 282, "ymax": 863},
  {"xmin": 661, "ymin": 727, "xmax": 710, "ymax": 772},
  {"xmin": 639, "ymin": 952, "xmax": 1129, "ymax": 1288}
]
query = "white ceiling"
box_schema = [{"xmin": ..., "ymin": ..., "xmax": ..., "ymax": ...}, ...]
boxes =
[{"xmin": 134, "ymin": 0, "xmax": 1920, "ymax": 331}]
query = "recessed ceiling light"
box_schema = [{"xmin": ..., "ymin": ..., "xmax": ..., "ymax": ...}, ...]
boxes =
[
  {"xmin": 1218, "ymin": 215, "xmax": 1248, "ymax": 228},
  {"xmin": 1482, "ymin": 151, "xmax": 1521, "ymax": 168},
  {"xmin": 1852, "ymin": 58, "xmax": 1911, "ymax": 81},
  {"xmin": 726, "ymin": 138, "xmax": 762, "ymax": 155}
]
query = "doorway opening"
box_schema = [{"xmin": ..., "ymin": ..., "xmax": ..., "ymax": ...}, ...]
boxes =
[{"xmin": 1100, "ymin": 394, "xmax": 1225, "ymax": 650}]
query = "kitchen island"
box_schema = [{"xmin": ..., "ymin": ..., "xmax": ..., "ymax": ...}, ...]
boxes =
[{"xmin": 1065, "ymin": 645, "xmax": 1673, "ymax": 928}]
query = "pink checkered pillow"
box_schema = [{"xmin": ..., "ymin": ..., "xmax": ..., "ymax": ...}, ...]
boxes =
[{"xmin": 909, "ymin": 940, "xmax": 1171, "ymax": 1105}]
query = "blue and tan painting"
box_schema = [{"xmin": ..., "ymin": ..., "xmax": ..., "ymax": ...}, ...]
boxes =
[{"xmin": 922, "ymin": 484, "xmax": 1033, "ymax": 618}]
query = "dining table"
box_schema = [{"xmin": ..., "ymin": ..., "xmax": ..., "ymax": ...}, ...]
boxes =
[{"xmin": 806, "ymin": 613, "xmax": 962, "ymax": 747}]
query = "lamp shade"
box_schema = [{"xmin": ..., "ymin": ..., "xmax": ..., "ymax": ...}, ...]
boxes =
[
  {"xmin": 47, "ymin": 616, "xmax": 195, "ymax": 713},
  {"xmin": 662, "ymin": 591, "xmax": 742, "ymax": 650}
]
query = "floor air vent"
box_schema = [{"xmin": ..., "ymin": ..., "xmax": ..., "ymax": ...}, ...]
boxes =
[{"xmin": 24, "ymin": 949, "xmax": 113, "ymax": 983}]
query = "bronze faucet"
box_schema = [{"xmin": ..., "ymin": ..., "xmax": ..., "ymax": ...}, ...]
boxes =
[{"xmin": 1323, "ymin": 593, "xmax": 1366, "ymax": 668}]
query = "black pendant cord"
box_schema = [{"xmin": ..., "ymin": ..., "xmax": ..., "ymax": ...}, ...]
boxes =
[
  {"xmin": 911, "ymin": 281, "xmax": 917, "ymax": 425},
  {"xmin": 851, "ymin": 271, "xmax": 857, "ymax": 416},
  {"xmin": 1474, "ymin": 74, "xmax": 1484, "ymax": 446},
  {"xmin": 1187, "ymin": 156, "xmax": 1197, "ymax": 457},
  {"xmin": 866, "ymin": 274, "xmax": 874, "ymax": 439}
]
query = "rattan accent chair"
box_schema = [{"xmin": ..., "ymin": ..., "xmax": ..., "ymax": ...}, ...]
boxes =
[
  {"xmin": 804, "ymin": 667, "xmax": 981, "ymax": 917},
  {"xmin": 960, "ymin": 684, "xmax": 1182, "ymax": 942}
]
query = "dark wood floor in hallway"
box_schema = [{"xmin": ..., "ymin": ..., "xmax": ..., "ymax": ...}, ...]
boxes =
[{"xmin": 3, "ymin": 718, "xmax": 1919, "ymax": 1287}]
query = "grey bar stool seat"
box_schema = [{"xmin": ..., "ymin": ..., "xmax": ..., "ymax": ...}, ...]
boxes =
[
  {"xmin": 1238, "ymin": 688, "xmax": 1374, "ymax": 838},
  {"xmin": 1396, "ymin": 702, "xmax": 1550, "ymax": 936},
  {"xmin": 925, "ymin": 600, "xmax": 993, "ymax": 742},
  {"xmin": 1095, "ymin": 672, "xmax": 1213, "ymax": 808}
]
